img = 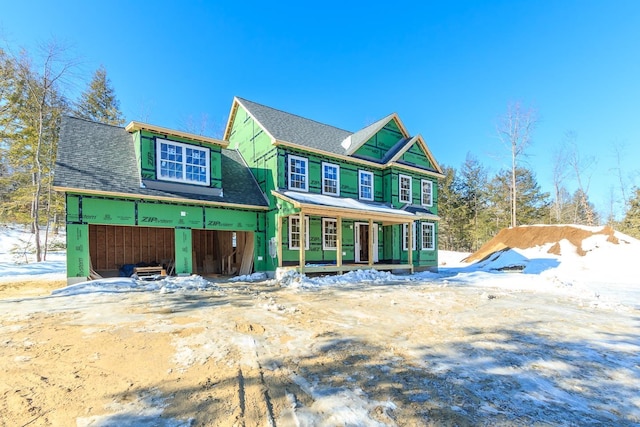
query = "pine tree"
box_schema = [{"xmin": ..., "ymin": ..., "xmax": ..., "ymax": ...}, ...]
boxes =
[
  {"xmin": 437, "ymin": 165, "xmax": 472, "ymax": 251},
  {"xmin": 619, "ymin": 188, "xmax": 640, "ymax": 239},
  {"xmin": 460, "ymin": 153, "xmax": 490, "ymax": 251},
  {"xmin": 75, "ymin": 65, "xmax": 124, "ymax": 125},
  {"xmin": 488, "ymin": 167, "xmax": 551, "ymax": 229}
]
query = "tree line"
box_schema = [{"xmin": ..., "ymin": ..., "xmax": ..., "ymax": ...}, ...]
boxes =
[
  {"xmin": 0, "ymin": 42, "xmax": 123, "ymax": 261},
  {"xmin": 439, "ymin": 104, "xmax": 640, "ymax": 252}
]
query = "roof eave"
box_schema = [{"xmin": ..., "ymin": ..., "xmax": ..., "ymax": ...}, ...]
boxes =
[{"xmin": 125, "ymin": 121, "xmax": 229, "ymax": 148}]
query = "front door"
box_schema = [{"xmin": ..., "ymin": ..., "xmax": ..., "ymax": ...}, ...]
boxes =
[{"xmin": 354, "ymin": 222, "xmax": 379, "ymax": 263}]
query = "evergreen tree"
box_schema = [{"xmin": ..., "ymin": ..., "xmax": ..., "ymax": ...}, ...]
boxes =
[
  {"xmin": 568, "ymin": 189, "xmax": 600, "ymax": 226},
  {"xmin": 619, "ymin": 188, "xmax": 640, "ymax": 239},
  {"xmin": 75, "ymin": 65, "xmax": 124, "ymax": 125},
  {"xmin": 459, "ymin": 153, "xmax": 490, "ymax": 251},
  {"xmin": 488, "ymin": 167, "xmax": 551, "ymax": 229},
  {"xmin": 437, "ymin": 165, "xmax": 471, "ymax": 251}
]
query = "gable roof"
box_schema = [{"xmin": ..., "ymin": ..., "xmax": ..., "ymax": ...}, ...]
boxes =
[
  {"xmin": 54, "ymin": 117, "xmax": 268, "ymax": 208},
  {"xmin": 224, "ymin": 97, "xmax": 443, "ymax": 176},
  {"xmin": 229, "ymin": 97, "xmax": 352, "ymax": 156}
]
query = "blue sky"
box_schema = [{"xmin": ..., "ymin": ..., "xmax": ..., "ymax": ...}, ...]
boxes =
[{"xmin": 2, "ymin": 0, "xmax": 639, "ymax": 220}]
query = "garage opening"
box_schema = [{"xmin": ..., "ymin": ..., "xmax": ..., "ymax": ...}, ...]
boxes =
[
  {"xmin": 88, "ymin": 225, "xmax": 174, "ymax": 277},
  {"xmin": 192, "ymin": 230, "xmax": 254, "ymax": 276}
]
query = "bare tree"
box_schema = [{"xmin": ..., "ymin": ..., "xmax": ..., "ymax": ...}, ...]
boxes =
[
  {"xmin": 497, "ymin": 102, "xmax": 537, "ymax": 227},
  {"xmin": 565, "ymin": 131, "xmax": 596, "ymax": 225},
  {"xmin": 12, "ymin": 42, "xmax": 77, "ymax": 261},
  {"xmin": 551, "ymin": 146, "xmax": 569, "ymax": 223}
]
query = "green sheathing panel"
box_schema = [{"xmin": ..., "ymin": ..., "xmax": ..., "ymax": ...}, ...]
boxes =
[
  {"xmin": 388, "ymin": 168, "xmax": 439, "ymax": 212},
  {"xmin": 82, "ymin": 198, "xmax": 136, "ymax": 225},
  {"xmin": 353, "ymin": 119, "xmax": 404, "ymax": 160},
  {"xmin": 392, "ymin": 221, "xmax": 438, "ymax": 267},
  {"xmin": 210, "ymin": 149, "xmax": 222, "ymax": 188},
  {"xmin": 174, "ymin": 228, "xmax": 192, "ymax": 274},
  {"xmin": 133, "ymin": 131, "xmax": 142, "ymax": 177},
  {"xmin": 138, "ymin": 202, "xmax": 203, "ymax": 228},
  {"xmin": 282, "ymin": 147, "xmax": 384, "ymax": 202},
  {"xmin": 228, "ymin": 105, "xmax": 277, "ymax": 205},
  {"xmin": 138, "ymin": 130, "xmax": 223, "ymax": 186},
  {"xmin": 140, "ymin": 131, "xmax": 156, "ymax": 180},
  {"xmin": 66, "ymin": 194, "xmax": 81, "ymax": 223},
  {"xmin": 400, "ymin": 141, "xmax": 433, "ymax": 170},
  {"xmin": 66, "ymin": 223, "xmax": 90, "ymax": 278},
  {"xmin": 205, "ymin": 207, "xmax": 257, "ymax": 231}
]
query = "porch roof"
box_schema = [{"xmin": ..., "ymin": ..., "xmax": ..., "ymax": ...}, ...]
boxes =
[{"xmin": 273, "ymin": 190, "xmax": 439, "ymax": 224}]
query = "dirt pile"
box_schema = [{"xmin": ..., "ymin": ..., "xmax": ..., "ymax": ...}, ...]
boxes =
[{"xmin": 465, "ymin": 225, "xmax": 621, "ymax": 263}]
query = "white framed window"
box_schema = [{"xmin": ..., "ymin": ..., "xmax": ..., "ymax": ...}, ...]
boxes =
[
  {"xmin": 399, "ymin": 174, "xmax": 412, "ymax": 203},
  {"xmin": 322, "ymin": 162, "xmax": 340, "ymax": 196},
  {"xmin": 322, "ymin": 218, "xmax": 337, "ymax": 250},
  {"xmin": 421, "ymin": 222, "xmax": 435, "ymax": 250},
  {"xmin": 288, "ymin": 216, "xmax": 309, "ymax": 250},
  {"xmin": 156, "ymin": 138, "xmax": 210, "ymax": 186},
  {"xmin": 358, "ymin": 170, "xmax": 374, "ymax": 201},
  {"xmin": 421, "ymin": 179, "xmax": 433, "ymax": 207},
  {"xmin": 402, "ymin": 222, "xmax": 417, "ymax": 251},
  {"xmin": 288, "ymin": 155, "xmax": 308, "ymax": 191}
]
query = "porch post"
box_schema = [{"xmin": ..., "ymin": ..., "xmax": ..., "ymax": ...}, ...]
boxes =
[
  {"xmin": 336, "ymin": 216, "xmax": 343, "ymax": 273},
  {"xmin": 299, "ymin": 211, "xmax": 305, "ymax": 274},
  {"xmin": 277, "ymin": 214, "xmax": 283, "ymax": 268},
  {"xmin": 368, "ymin": 218, "xmax": 374, "ymax": 267},
  {"xmin": 408, "ymin": 220, "xmax": 414, "ymax": 273}
]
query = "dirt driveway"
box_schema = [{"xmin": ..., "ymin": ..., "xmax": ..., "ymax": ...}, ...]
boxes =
[{"xmin": 1, "ymin": 277, "xmax": 638, "ymax": 426}]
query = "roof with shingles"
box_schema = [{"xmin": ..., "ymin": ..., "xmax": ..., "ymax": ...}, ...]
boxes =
[
  {"xmin": 236, "ymin": 97, "xmax": 352, "ymax": 155},
  {"xmin": 53, "ymin": 116, "xmax": 268, "ymax": 207},
  {"xmin": 234, "ymin": 98, "xmax": 443, "ymax": 175}
]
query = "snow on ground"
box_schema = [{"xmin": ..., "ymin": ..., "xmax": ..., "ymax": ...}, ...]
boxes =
[
  {"xmin": 1, "ymin": 224, "xmax": 640, "ymax": 425},
  {"xmin": 0, "ymin": 224, "xmax": 66, "ymax": 283}
]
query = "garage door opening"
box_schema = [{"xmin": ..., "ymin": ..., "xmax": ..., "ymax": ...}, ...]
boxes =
[
  {"xmin": 89, "ymin": 225, "xmax": 175, "ymax": 277},
  {"xmin": 192, "ymin": 230, "xmax": 254, "ymax": 276}
]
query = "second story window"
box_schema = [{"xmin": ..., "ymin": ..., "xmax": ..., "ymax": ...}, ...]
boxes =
[
  {"xmin": 421, "ymin": 179, "xmax": 433, "ymax": 206},
  {"xmin": 399, "ymin": 174, "xmax": 412, "ymax": 203},
  {"xmin": 157, "ymin": 139, "xmax": 210, "ymax": 186},
  {"xmin": 288, "ymin": 154, "xmax": 308, "ymax": 191},
  {"xmin": 322, "ymin": 162, "xmax": 339, "ymax": 196},
  {"xmin": 359, "ymin": 170, "xmax": 374, "ymax": 201}
]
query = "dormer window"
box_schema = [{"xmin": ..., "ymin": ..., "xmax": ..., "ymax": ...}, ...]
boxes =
[{"xmin": 157, "ymin": 138, "xmax": 210, "ymax": 186}]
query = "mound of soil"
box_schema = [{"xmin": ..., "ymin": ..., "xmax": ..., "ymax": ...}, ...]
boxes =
[{"xmin": 465, "ymin": 225, "xmax": 619, "ymax": 263}]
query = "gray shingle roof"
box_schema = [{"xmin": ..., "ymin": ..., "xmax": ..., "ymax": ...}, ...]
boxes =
[
  {"xmin": 236, "ymin": 97, "xmax": 352, "ymax": 156},
  {"xmin": 54, "ymin": 116, "xmax": 268, "ymax": 207}
]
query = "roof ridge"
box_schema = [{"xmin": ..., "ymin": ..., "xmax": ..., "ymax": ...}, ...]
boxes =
[
  {"xmin": 63, "ymin": 115, "xmax": 126, "ymax": 130},
  {"xmin": 236, "ymin": 97, "xmax": 353, "ymax": 134}
]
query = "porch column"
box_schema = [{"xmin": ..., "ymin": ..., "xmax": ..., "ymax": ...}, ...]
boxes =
[
  {"xmin": 299, "ymin": 211, "xmax": 305, "ymax": 274},
  {"xmin": 368, "ymin": 218, "xmax": 374, "ymax": 267},
  {"xmin": 336, "ymin": 216, "xmax": 343, "ymax": 272},
  {"xmin": 408, "ymin": 220, "xmax": 414, "ymax": 273},
  {"xmin": 276, "ymin": 214, "xmax": 283, "ymax": 268}
]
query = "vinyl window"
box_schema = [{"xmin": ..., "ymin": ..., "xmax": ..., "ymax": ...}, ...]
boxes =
[
  {"xmin": 288, "ymin": 216, "xmax": 309, "ymax": 250},
  {"xmin": 322, "ymin": 218, "xmax": 337, "ymax": 250},
  {"xmin": 157, "ymin": 139, "xmax": 210, "ymax": 186},
  {"xmin": 421, "ymin": 222, "xmax": 435, "ymax": 250},
  {"xmin": 359, "ymin": 170, "xmax": 374, "ymax": 201},
  {"xmin": 288, "ymin": 155, "xmax": 308, "ymax": 191},
  {"xmin": 421, "ymin": 179, "xmax": 433, "ymax": 207},
  {"xmin": 402, "ymin": 222, "xmax": 417, "ymax": 251},
  {"xmin": 322, "ymin": 162, "xmax": 340, "ymax": 196},
  {"xmin": 399, "ymin": 174, "xmax": 412, "ymax": 203}
]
